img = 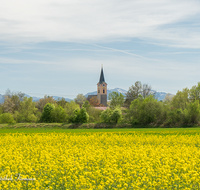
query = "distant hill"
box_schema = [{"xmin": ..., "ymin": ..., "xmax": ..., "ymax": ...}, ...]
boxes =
[
  {"xmin": 85, "ymin": 88, "xmax": 173, "ymax": 101},
  {"xmin": 0, "ymin": 94, "xmax": 72, "ymax": 104},
  {"xmin": 0, "ymin": 88, "xmax": 172, "ymax": 104}
]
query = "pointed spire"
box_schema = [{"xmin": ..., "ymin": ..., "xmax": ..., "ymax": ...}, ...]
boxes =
[{"xmin": 99, "ymin": 65, "xmax": 105, "ymax": 84}]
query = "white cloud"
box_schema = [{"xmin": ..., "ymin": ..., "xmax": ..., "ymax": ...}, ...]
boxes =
[{"xmin": 0, "ymin": 0, "xmax": 200, "ymax": 47}]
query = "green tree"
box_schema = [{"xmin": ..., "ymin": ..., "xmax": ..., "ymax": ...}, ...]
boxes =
[
  {"xmin": 127, "ymin": 95, "xmax": 164, "ymax": 125},
  {"xmin": 189, "ymin": 82, "xmax": 200, "ymax": 102},
  {"xmin": 56, "ymin": 98, "xmax": 68, "ymax": 108},
  {"xmin": 17, "ymin": 97, "xmax": 38, "ymax": 123},
  {"xmin": 87, "ymin": 107, "xmax": 102, "ymax": 123},
  {"xmin": 0, "ymin": 113, "xmax": 16, "ymax": 124},
  {"xmin": 108, "ymin": 92, "xmax": 124, "ymax": 108},
  {"xmin": 65, "ymin": 101, "xmax": 80, "ymax": 116},
  {"xmin": 40, "ymin": 103, "xmax": 55, "ymax": 122},
  {"xmin": 171, "ymin": 88, "xmax": 190, "ymax": 110},
  {"xmin": 185, "ymin": 100, "xmax": 200, "ymax": 124},
  {"xmin": 83, "ymin": 100, "xmax": 91, "ymax": 111},
  {"xmin": 71, "ymin": 108, "xmax": 89, "ymax": 123},
  {"xmin": 51, "ymin": 105, "xmax": 68, "ymax": 123},
  {"xmin": 101, "ymin": 107, "xmax": 122, "ymax": 123}
]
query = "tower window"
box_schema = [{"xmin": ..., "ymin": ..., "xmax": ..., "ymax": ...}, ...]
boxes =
[
  {"xmin": 103, "ymin": 89, "xmax": 105, "ymax": 93},
  {"xmin": 98, "ymin": 90, "xmax": 100, "ymax": 93}
]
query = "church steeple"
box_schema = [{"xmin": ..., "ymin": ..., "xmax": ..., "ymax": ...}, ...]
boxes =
[
  {"xmin": 99, "ymin": 65, "xmax": 105, "ymax": 84},
  {"xmin": 97, "ymin": 65, "xmax": 107, "ymax": 106}
]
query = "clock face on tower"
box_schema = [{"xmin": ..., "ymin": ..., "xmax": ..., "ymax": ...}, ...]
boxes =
[{"xmin": 103, "ymin": 84, "xmax": 105, "ymax": 87}]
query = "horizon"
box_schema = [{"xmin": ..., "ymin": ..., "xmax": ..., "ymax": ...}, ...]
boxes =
[{"xmin": 1, "ymin": 1, "xmax": 200, "ymax": 97}]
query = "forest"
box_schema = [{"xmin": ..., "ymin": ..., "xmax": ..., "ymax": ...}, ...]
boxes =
[{"xmin": 1, "ymin": 81, "xmax": 200, "ymax": 127}]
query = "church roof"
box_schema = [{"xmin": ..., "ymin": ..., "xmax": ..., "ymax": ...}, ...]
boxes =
[{"xmin": 99, "ymin": 66, "xmax": 105, "ymax": 84}]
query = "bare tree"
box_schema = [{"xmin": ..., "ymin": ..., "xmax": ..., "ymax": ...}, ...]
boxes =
[
  {"xmin": 74, "ymin": 94, "xmax": 86, "ymax": 108},
  {"xmin": 36, "ymin": 95, "xmax": 56, "ymax": 112},
  {"xmin": 125, "ymin": 81, "xmax": 152, "ymax": 107}
]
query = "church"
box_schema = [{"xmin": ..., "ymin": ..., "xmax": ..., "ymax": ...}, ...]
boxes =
[{"xmin": 87, "ymin": 66, "xmax": 107, "ymax": 106}]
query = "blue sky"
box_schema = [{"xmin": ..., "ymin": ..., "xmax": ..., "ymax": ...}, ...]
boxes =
[{"xmin": 1, "ymin": 0, "xmax": 200, "ymax": 99}]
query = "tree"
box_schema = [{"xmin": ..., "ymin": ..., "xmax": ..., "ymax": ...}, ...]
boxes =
[
  {"xmin": 51, "ymin": 105, "xmax": 68, "ymax": 123},
  {"xmin": 89, "ymin": 96, "xmax": 100, "ymax": 107},
  {"xmin": 74, "ymin": 94, "xmax": 86, "ymax": 108},
  {"xmin": 0, "ymin": 113, "xmax": 16, "ymax": 124},
  {"xmin": 16, "ymin": 97, "xmax": 38, "ymax": 123},
  {"xmin": 125, "ymin": 81, "xmax": 152, "ymax": 107},
  {"xmin": 108, "ymin": 92, "xmax": 124, "ymax": 108},
  {"xmin": 87, "ymin": 107, "xmax": 102, "ymax": 123},
  {"xmin": 189, "ymin": 82, "xmax": 200, "ymax": 102},
  {"xmin": 40, "ymin": 103, "xmax": 55, "ymax": 122},
  {"xmin": 2, "ymin": 96, "xmax": 15, "ymax": 113},
  {"xmin": 101, "ymin": 107, "xmax": 122, "ymax": 123},
  {"xmin": 83, "ymin": 100, "xmax": 91, "ymax": 111},
  {"xmin": 36, "ymin": 95, "xmax": 56, "ymax": 112},
  {"xmin": 171, "ymin": 88, "xmax": 190, "ymax": 110},
  {"xmin": 71, "ymin": 108, "xmax": 89, "ymax": 123},
  {"xmin": 56, "ymin": 98, "xmax": 67, "ymax": 108},
  {"xmin": 163, "ymin": 93, "xmax": 174, "ymax": 103},
  {"xmin": 127, "ymin": 95, "xmax": 164, "ymax": 125},
  {"xmin": 2, "ymin": 90, "xmax": 25, "ymax": 113},
  {"xmin": 65, "ymin": 101, "xmax": 80, "ymax": 116}
]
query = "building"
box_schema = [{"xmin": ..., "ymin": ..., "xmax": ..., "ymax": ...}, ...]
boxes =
[{"xmin": 87, "ymin": 66, "xmax": 107, "ymax": 106}]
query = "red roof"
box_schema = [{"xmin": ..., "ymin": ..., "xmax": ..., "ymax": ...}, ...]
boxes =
[{"xmin": 94, "ymin": 107, "xmax": 108, "ymax": 111}]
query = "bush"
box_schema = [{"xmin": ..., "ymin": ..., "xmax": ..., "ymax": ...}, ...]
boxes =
[
  {"xmin": 127, "ymin": 95, "xmax": 164, "ymax": 125},
  {"xmin": 71, "ymin": 108, "xmax": 89, "ymax": 123},
  {"xmin": 51, "ymin": 106, "xmax": 68, "ymax": 123},
  {"xmin": 0, "ymin": 113, "xmax": 16, "ymax": 124},
  {"xmin": 87, "ymin": 107, "xmax": 102, "ymax": 123},
  {"xmin": 101, "ymin": 107, "xmax": 122, "ymax": 123}
]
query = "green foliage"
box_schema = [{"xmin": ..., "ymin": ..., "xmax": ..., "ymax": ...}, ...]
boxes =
[
  {"xmin": 71, "ymin": 108, "xmax": 89, "ymax": 123},
  {"xmin": 65, "ymin": 101, "xmax": 80, "ymax": 116},
  {"xmin": 128, "ymin": 95, "xmax": 164, "ymax": 125},
  {"xmin": 50, "ymin": 105, "xmax": 68, "ymax": 123},
  {"xmin": 0, "ymin": 113, "xmax": 16, "ymax": 124},
  {"xmin": 189, "ymin": 82, "xmax": 200, "ymax": 102},
  {"xmin": 16, "ymin": 97, "xmax": 38, "ymax": 123},
  {"xmin": 56, "ymin": 98, "xmax": 67, "ymax": 108},
  {"xmin": 100, "ymin": 109, "xmax": 112, "ymax": 123},
  {"xmin": 171, "ymin": 88, "xmax": 190, "ymax": 110},
  {"xmin": 40, "ymin": 103, "xmax": 55, "ymax": 123},
  {"xmin": 83, "ymin": 101, "xmax": 91, "ymax": 111},
  {"xmin": 108, "ymin": 92, "xmax": 124, "ymax": 108},
  {"xmin": 0, "ymin": 106, "xmax": 3, "ymax": 114},
  {"xmin": 87, "ymin": 107, "xmax": 102, "ymax": 123},
  {"xmin": 186, "ymin": 100, "xmax": 200, "ymax": 124},
  {"xmin": 101, "ymin": 107, "xmax": 122, "ymax": 123}
]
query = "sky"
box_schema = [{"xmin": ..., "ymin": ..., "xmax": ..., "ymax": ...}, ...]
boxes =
[{"xmin": 1, "ymin": 0, "xmax": 200, "ymax": 99}]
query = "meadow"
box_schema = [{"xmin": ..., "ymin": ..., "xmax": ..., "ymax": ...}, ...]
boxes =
[{"xmin": 0, "ymin": 128, "xmax": 200, "ymax": 189}]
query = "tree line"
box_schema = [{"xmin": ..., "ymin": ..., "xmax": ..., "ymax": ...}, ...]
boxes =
[{"xmin": 1, "ymin": 81, "xmax": 200, "ymax": 127}]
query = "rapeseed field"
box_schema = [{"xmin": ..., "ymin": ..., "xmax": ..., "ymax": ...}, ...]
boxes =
[{"xmin": 0, "ymin": 130, "xmax": 200, "ymax": 189}]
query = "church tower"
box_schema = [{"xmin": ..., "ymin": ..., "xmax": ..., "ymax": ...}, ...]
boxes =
[{"xmin": 97, "ymin": 65, "xmax": 107, "ymax": 106}]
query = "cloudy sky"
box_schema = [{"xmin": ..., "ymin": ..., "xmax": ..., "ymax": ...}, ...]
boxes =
[{"xmin": 1, "ymin": 0, "xmax": 200, "ymax": 98}]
